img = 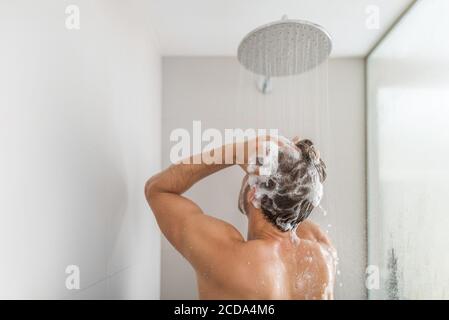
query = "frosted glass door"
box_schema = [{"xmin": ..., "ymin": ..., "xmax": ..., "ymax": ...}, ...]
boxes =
[{"xmin": 367, "ymin": 0, "xmax": 449, "ymax": 299}]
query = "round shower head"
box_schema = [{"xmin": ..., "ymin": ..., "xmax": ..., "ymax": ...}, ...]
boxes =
[{"xmin": 237, "ymin": 18, "xmax": 332, "ymax": 77}]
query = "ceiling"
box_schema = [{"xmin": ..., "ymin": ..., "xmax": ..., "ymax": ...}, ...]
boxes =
[{"xmin": 148, "ymin": 0, "xmax": 415, "ymax": 57}]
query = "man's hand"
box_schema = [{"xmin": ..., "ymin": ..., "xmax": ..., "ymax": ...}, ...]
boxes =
[{"xmin": 239, "ymin": 135, "xmax": 296, "ymax": 175}]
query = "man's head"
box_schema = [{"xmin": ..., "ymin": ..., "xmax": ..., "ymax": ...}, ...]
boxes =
[{"xmin": 238, "ymin": 138, "xmax": 327, "ymax": 232}]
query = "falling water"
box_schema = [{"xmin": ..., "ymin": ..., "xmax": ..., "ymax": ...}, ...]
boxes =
[
  {"xmin": 235, "ymin": 17, "xmax": 338, "ymax": 294},
  {"xmin": 236, "ymin": 19, "xmax": 333, "ymax": 212}
]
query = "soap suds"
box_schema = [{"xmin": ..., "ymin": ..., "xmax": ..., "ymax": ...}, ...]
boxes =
[
  {"xmin": 246, "ymin": 136, "xmax": 325, "ymax": 231},
  {"xmin": 289, "ymin": 228, "xmax": 300, "ymax": 245}
]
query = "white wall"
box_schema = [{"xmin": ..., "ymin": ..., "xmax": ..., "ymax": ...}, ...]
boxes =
[
  {"xmin": 161, "ymin": 57, "xmax": 366, "ymax": 299},
  {"xmin": 0, "ymin": 0, "xmax": 161, "ymax": 299},
  {"xmin": 368, "ymin": 0, "xmax": 449, "ymax": 299}
]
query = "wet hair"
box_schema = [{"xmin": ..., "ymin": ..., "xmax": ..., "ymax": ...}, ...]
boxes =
[{"xmin": 243, "ymin": 139, "xmax": 327, "ymax": 232}]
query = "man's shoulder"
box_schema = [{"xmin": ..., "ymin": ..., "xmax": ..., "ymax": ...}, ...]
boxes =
[{"xmin": 297, "ymin": 220, "xmax": 333, "ymax": 247}]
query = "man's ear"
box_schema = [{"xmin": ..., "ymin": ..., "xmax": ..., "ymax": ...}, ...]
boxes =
[
  {"xmin": 247, "ymin": 187, "xmax": 255, "ymax": 201},
  {"xmin": 247, "ymin": 187, "xmax": 260, "ymax": 209}
]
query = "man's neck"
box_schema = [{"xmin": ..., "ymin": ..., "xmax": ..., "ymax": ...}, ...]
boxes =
[{"xmin": 246, "ymin": 209, "xmax": 291, "ymax": 241}]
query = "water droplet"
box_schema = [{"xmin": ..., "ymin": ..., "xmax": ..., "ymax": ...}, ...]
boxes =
[{"xmin": 318, "ymin": 205, "xmax": 327, "ymax": 216}]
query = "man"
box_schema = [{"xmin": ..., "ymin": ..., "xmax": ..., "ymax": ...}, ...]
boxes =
[{"xmin": 145, "ymin": 135, "xmax": 337, "ymax": 299}]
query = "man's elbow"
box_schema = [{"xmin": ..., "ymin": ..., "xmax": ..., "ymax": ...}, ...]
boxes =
[{"xmin": 144, "ymin": 175, "xmax": 160, "ymax": 202}]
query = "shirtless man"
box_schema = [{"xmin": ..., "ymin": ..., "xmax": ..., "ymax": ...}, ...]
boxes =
[{"xmin": 145, "ymin": 136, "xmax": 337, "ymax": 299}]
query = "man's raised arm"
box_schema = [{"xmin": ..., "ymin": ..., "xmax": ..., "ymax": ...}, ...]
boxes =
[{"xmin": 144, "ymin": 141, "xmax": 256, "ymax": 262}]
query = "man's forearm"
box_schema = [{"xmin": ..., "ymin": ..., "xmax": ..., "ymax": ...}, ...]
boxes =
[
  {"xmin": 145, "ymin": 135, "xmax": 274, "ymax": 197},
  {"xmin": 145, "ymin": 142, "xmax": 243, "ymax": 196}
]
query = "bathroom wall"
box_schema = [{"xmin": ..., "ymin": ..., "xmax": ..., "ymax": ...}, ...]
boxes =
[
  {"xmin": 0, "ymin": 0, "xmax": 161, "ymax": 298},
  {"xmin": 161, "ymin": 57, "xmax": 367, "ymax": 299}
]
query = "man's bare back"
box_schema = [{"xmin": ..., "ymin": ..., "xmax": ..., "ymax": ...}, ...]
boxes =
[{"xmin": 195, "ymin": 220, "xmax": 336, "ymax": 300}]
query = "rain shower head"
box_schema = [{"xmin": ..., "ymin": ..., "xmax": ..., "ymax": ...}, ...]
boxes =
[{"xmin": 237, "ymin": 18, "xmax": 332, "ymax": 77}]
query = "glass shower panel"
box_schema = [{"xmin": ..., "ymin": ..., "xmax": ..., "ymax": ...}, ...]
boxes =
[{"xmin": 367, "ymin": 0, "xmax": 449, "ymax": 299}]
